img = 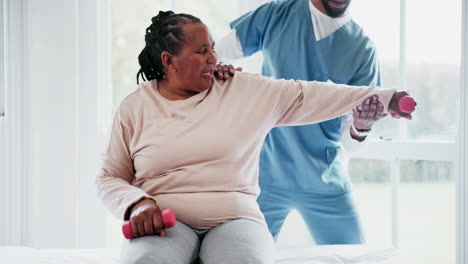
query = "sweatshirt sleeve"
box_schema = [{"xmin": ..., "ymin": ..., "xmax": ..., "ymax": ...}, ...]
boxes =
[
  {"xmin": 259, "ymin": 76, "xmax": 395, "ymax": 127},
  {"xmin": 96, "ymin": 105, "xmax": 155, "ymax": 220}
]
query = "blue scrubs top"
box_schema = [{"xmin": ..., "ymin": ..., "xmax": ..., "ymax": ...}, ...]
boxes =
[{"xmin": 231, "ymin": 0, "xmax": 381, "ymax": 194}]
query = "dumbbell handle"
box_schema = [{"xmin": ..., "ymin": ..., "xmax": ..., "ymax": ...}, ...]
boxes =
[
  {"xmin": 122, "ymin": 208, "xmax": 176, "ymax": 239},
  {"xmin": 391, "ymin": 96, "xmax": 416, "ymax": 118}
]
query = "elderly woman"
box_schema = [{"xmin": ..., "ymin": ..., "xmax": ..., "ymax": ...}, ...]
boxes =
[{"xmin": 96, "ymin": 11, "xmax": 412, "ymax": 264}]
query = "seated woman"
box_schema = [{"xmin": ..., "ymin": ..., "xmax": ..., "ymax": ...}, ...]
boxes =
[{"xmin": 96, "ymin": 11, "xmax": 412, "ymax": 264}]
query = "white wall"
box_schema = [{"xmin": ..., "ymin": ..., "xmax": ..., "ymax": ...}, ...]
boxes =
[
  {"xmin": 0, "ymin": 0, "xmax": 28, "ymax": 247},
  {"xmin": 0, "ymin": 0, "xmax": 112, "ymax": 248}
]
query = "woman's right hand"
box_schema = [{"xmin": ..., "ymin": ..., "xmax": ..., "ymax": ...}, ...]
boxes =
[
  {"xmin": 388, "ymin": 91, "xmax": 416, "ymax": 120},
  {"xmin": 129, "ymin": 198, "xmax": 165, "ymax": 238}
]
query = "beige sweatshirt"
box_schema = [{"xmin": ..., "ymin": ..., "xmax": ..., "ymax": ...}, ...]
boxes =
[{"xmin": 96, "ymin": 72, "xmax": 394, "ymax": 230}]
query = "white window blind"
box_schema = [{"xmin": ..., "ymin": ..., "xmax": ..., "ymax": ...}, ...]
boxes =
[{"xmin": 0, "ymin": 0, "xmax": 5, "ymax": 118}]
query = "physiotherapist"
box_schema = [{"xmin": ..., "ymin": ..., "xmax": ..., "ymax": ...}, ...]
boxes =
[{"xmin": 216, "ymin": 0, "xmax": 385, "ymax": 244}]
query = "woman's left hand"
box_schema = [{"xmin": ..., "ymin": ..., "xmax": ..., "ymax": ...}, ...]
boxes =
[
  {"xmin": 214, "ymin": 63, "xmax": 243, "ymax": 80},
  {"xmin": 129, "ymin": 198, "xmax": 165, "ymax": 238}
]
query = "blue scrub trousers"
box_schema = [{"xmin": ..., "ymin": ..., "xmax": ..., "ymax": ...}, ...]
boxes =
[{"xmin": 257, "ymin": 184, "xmax": 365, "ymax": 245}]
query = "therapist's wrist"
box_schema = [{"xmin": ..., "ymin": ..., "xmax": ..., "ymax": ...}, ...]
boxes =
[{"xmin": 350, "ymin": 123, "xmax": 370, "ymax": 141}]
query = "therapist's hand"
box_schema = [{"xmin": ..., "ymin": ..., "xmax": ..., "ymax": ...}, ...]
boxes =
[
  {"xmin": 350, "ymin": 95, "xmax": 387, "ymax": 141},
  {"xmin": 352, "ymin": 95, "xmax": 387, "ymax": 131},
  {"xmin": 214, "ymin": 63, "xmax": 243, "ymax": 80},
  {"xmin": 129, "ymin": 198, "xmax": 165, "ymax": 238}
]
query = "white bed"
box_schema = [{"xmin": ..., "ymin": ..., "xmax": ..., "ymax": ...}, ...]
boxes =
[{"xmin": 0, "ymin": 244, "xmax": 411, "ymax": 264}]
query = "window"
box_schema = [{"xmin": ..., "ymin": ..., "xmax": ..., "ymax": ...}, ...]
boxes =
[
  {"xmin": 347, "ymin": 1, "xmax": 460, "ymax": 263},
  {"xmin": 110, "ymin": 1, "xmax": 461, "ymax": 263},
  {"xmin": 112, "ymin": 0, "xmax": 171, "ymax": 112},
  {"xmin": 399, "ymin": 160, "xmax": 455, "ymax": 263},
  {"xmin": 112, "ymin": 0, "xmax": 240, "ymax": 112}
]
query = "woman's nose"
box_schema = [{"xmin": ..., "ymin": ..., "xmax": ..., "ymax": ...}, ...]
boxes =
[{"xmin": 207, "ymin": 50, "xmax": 217, "ymax": 64}]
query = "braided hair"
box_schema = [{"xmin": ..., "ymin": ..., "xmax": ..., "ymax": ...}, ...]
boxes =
[{"xmin": 136, "ymin": 11, "xmax": 201, "ymax": 84}]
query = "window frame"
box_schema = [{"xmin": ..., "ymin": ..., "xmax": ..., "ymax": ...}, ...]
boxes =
[
  {"xmin": 457, "ymin": 0, "xmax": 468, "ymax": 263},
  {"xmin": 171, "ymin": 0, "xmax": 464, "ymax": 259},
  {"xmin": 351, "ymin": 0, "xmax": 463, "ymax": 261},
  {"xmin": 108, "ymin": 1, "xmax": 466, "ymax": 261}
]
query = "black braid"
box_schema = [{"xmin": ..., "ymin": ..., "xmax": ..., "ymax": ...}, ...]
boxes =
[{"xmin": 136, "ymin": 11, "xmax": 201, "ymax": 84}]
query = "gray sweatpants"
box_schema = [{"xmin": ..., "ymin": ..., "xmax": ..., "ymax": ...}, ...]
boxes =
[{"xmin": 120, "ymin": 219, "xmax": 275, "ymax": 264}]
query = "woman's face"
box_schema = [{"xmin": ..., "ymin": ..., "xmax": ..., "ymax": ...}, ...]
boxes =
[{"xmin": 171, "ymin": 22, "xmax": 217, "ymax": 93}]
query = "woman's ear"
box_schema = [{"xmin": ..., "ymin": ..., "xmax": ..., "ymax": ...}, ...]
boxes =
[{"xmin": 161, "ymin": 51, "xmax": 176, "ymax": 73}]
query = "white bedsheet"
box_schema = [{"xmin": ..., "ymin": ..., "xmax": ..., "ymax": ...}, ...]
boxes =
[
  {"xmin": 0, "ymin": 245, "xmax": 409, "ymax": 264},
  {"xmin": 276, "ymin": 245, "xmax": 409, "ymax": 263},
  {"xmin": 0, "ymin": 247, "xmax": 119, "ymax": 264}
]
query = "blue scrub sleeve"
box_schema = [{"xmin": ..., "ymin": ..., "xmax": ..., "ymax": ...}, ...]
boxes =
[{"xmin": 229, "ymin": 2, "xmax": 276, "ymax": 57}]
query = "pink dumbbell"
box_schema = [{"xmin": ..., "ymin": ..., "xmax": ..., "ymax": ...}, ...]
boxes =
[
  {"xmin": 390, "ymin": 96, "xmax": 416, "ymax": 119},
  {"xmin": 122, "ymin": 208, "xmax": 176, "ymax": 239}
]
